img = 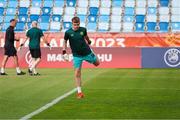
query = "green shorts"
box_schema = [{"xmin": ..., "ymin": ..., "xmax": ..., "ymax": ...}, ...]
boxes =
[{"xmin": 73, "ymin": 52, "xmax": 97, "ymax": 68}]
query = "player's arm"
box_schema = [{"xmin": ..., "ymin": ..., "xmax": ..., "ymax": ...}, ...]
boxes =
[
  {"xmin": 84, "ymin": 35, "xmax": 91, "ymax": 45},
  {"xmin": 62, "ymin": 39, "xmax": 67, "ymax": 54},
  {"xmin": 41, "ymin": 36, "xmax": 50, "ymax": 46},
  {"xmin": 20, "ymin": 36, "xmax": 29, "ymax": 47}
]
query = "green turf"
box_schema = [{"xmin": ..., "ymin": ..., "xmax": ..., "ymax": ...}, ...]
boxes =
[{"xmin": 0, "ymin": 68, "xmax": 180, "ymax": 119}]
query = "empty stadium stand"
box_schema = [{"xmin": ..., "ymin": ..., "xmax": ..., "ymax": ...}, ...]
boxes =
[{"xmin": 0, "ymin": 0, "xmax": 179, "ymax": 32}]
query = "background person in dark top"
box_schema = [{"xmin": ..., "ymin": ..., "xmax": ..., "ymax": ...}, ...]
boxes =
[{"xmin": 0, "ymin": 19, "xmax": 25, "ymax": 75}]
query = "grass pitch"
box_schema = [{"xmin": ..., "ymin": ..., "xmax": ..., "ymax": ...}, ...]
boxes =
[{"xmin": 0, "ymin": 68, "xmax": 180, "ymax": 119}]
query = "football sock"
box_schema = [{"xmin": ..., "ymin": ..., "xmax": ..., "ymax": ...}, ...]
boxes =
[{"xmin": 77, "ymin": 87, "xmax": 82, "ymax": 93}]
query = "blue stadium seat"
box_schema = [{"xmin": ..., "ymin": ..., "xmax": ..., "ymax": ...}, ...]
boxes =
[
  {"xmin": 124, "ymin": 7, "xmax": 134, "ymax": 15},
  {"xmin": 63, "ymin": 22, "xmax": 72, "ymax": 30},
  {"xmin": 89, "ymin": 7, "xmax": 99, "ymax": 15},
  {"xmin": 4, "ymin": 15, "xmax": 14, "ymax": 22},
  {"xmin": 77, "ymin": 15, "xmax": 86, "ymax": 23},
  {"xmin": 2, "ymin": 23, "xmax": 9, "ymax": 31},
  {"xmin": 15, "ymin": 22, "xmax": 25, "ymax": 31},
  {"xmin": 147, "ymin": 22, "xmax": 157, "ymax": 32},
  {"xmin": 66, "ymin": 0, "xmax": 76, "ymax": 7},
  {"xmin": 52, "ymin": 15, "xmax": 62, "ymax": 22},
  {"xmin": 160, "ymin": 0, "xmax": 169, "ymax": 7},
  {"xmin": 18, "ymin": 15, "xmax": 28, "ymax": 22},
  {"xmin": 40, "ymin": 15, "xmax": 50, "ymax": 22},
  {"xmin": 98, "ymin": 15, "xmax": 109, "ymax": 22},
  {"xmin": 147, "ymin": 7, "xmax": 157, "ymax": 14},
  {"xmin": 42, "ymin": 7, "xmax": 51, "ymax": 15},
  {"xmin": 0, "ymin": 1, "xmax": 6, "ymax": 8},
  {"xmin": 19, "ymin": 0, "xmax": 30, "ymax": 7},
  {"xmin": 0, "ymin": 15, "xmax": 3, "ymax": 23},
  {"xmin": 6, "ymin": 8, "xmax": 16, "ymax": 15},
  {"xmin": 112, "ymin": 0, "xmax": 123, "ymax": 7},
  {"xmin": 88, "ymin": 15, "xmax": 97, "ymax": 23},
  {"xmin": 98, "ymin": 22, "xmax": 109, "ymax": 31},
  {"xmin": 40, "ymin": 23, "xmax": 49, "ymax": 31},
  {"xmin": 123, "ymin": 15, "xmax": 134, "ymax": 22},
  {"xmin": 171, "ymin": 22, "xmax": 180, "ymax": 32},
  {"xmin": 32, "ymin": 0, "xmax": 42, "ymax": 7},
  {"xmin": 29, "ymin": 15, "xmax": 39, "ymax": 22},
  {"xmin": 0, "ymin": 7, "xmax": 4, "ymax": 15},
  {"xmin": 43, "ymin": 0, "xmax": 53, "ymax": 7},
  {"xmin": 18, "ymin": 7, "xmax": 28, "ymax": 15},
  {"xmin": 159, "ymin": 22, "xmax": 169, "ymax": 32},
  {"xmin": 136, "ymin": 15, "xmax": 145, "ymax": 22},
  {"xmin": 54, "ymin": 0, "xmax": 64, "ymax": 7},
  {"xmin": 135, "ymin": 22, "xmax": 145, "ymax": 32},
  {"xmin": 87, "ymin": 23, "xmax": 97, "ymax": 32},
  {"xmin": 8, "ymin": 1, "xmax": 18, "ymax": 8},
  {"xmin": 50, "ymin": 22, "xmax": 61, "ymax": 31}
]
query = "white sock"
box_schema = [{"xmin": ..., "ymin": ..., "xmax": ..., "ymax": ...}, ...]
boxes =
[
  {"xmin": 29, "ymin": 67, "xmax": 33, "ymax": 71},
  {"xmin": 1, "ymin": 67, "xmax": 5, "ymax": 73},
  {"xmin": 77, "ymin": 87, "xmax": 82, "ymax": 93},
  {"xmin": 33, "ymin": 68, "xmax": 37, "ymax": 74},
  {"xmin": 16, "ymin": 67, "xmax": 21, "ymax": 73}
]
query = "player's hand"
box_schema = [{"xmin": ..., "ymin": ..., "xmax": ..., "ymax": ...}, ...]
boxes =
[
  {"xmin": 88, "ymin": 40, "xmax": 91, "ymax": 45},
  {"xmin": 47, "ymin": 43, "xmax": 51, "ymax": 50},
  {"xmin": 17, "ymin": 44, "xmax": 24, "ymax": 51},
  {"xmin": 62, "ymin": 50, "xmax": 69, "ymax": 61}
]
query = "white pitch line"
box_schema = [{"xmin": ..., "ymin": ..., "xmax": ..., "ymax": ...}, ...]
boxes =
[{"xmin": 20, "ymin": 88, "xmax": 77, "ymax": 120}]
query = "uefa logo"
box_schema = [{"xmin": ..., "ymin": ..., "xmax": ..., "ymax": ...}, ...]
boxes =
[
  {"xmin": 164, "ymin": 48, "xmax": 180, "ymax": 67},
  {"xmin": 25, "ymin": 51, "xmax": 33, "ymax": 67}
]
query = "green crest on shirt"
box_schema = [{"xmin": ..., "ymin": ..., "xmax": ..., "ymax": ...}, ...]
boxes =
[{"xmin": 80, "ymin": 32, "xmax": 84, "ymax": 36}]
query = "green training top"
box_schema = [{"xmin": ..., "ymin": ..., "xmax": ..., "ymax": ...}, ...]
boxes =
[
  {"xmin": 26, "ymin": 27, "xmax": 43, "ymax": 49},
  {"xmin": 64, "ymin": 27, "xmax": 91, "ymax": 56}
]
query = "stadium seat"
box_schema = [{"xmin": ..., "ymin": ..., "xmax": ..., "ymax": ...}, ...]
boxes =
[
  {"xmin": 77, "ymin": 15, "xmax": 86, "ymax": 23},
  {"xmin": 110, "ymin": 22, "xmax": 121, "ymax": 32},
  {"xmin": 63, "ymin": 15, "xmax": 74, "ymax": 22},
  {"xmin": 124, "ymin": 7, "xmax": 134, "ymax": 15},
  {"xmin": 0, "ymin": 15, "xmax": 3, "ymax": 23},
  {"xmin": 159, "ymin": 15, "xmax": 170, "ymax": 22},
  {"xmin": 98, "ymin": 22, "xmax": 109, "ymax": 31},
  {"xmin": 87, "ymin": 22, "xmax": 97, "ymax": 32},
  {"xmin": 171, "ymin": 15, "xmax": 180, "ymax": 22},
  {"xmin": 89, "ymin": 7, "xmax": 99, "ymax": 15},
  {"xmin": 18, "ymin": 7, "xmax": 28, "ymax": 15},
  {"xmin": 6, "ymin": 8, "xmax": 16, "ymax": 15},
  {"xmin": 123, "ymin": 15, "xmax": 134, "ymax": 22},
  {"xmin": 111, "ymin": 15, "xmax": 122, "ymax": 22},
  {"xmin": 112, "ymin": 0, "xmax": 123, "ymax": 7},
  {"xmin": 40, "ymin": 15, "xmax": 50, "ymax": 22},
  {"xmin": 54, "ymin": 0, "xmax": 64, "ymax": 7},
  {"xmin": 136, "ymin": 0, "xmax": 146, "ymax": 7},
  {"xmin": 147, "ymin": 22, "xmax": 157, "ymax": 32},
  {"xmin": 63, "ymin": 22, "xmax": 72, "ymax": 30},
  {"xmin": 159, "ymin": 7, "xmax": 169, "ymax": 15},
  {"xmin": 146, "ymin": 15, "xmax": 157, "ymax": 22},
  {"xmin": 147, "ymin": 7, "xmax": 157, "ymax": 14},
  {"xmin": 77, "ymin": 7, "xmax": 88, "ymax": 15},
  {"xmin": 136, "ymin": 15, "xmax": 145, "ymax": 22},
  {"xmin": 8, "ymin": 1, "xmax": 18, "ymax": 8},
  {"xmin": 0, "ymin": 1, "xmax": 6, "ymax": 8},
  {"xmin": 77, "ymin": 0, "xmax": 88, "ymax": 7},
  {"xmin": 43, "ymin": 0, "xmax": 53, "ymax": 7},
  {"xmin": 53, "ymin": 7, "xmax": 63, "ymax": 15},
  {"xmin": 15, "ymin": 22, "xmax": 25, "ymax": 31},
  {"xmin": 30, "ymin": 7, "xmax": 41, "ymax": 15},
  {"xmin": 52, "ymin": 15, "xmax": 62, "ymax": 22},
  {"xmin": 98, "ymin": 15, "xmax": 109, "ymax": 22},
  {"xmin": 88, "ymin": 15, "xmax": 97, "ymax": 23},
  {"xmin": 159, "ymin": 22, "xmax": 169, "ymax": 32},
  {"xmin": 122, "ymin": 22, "xmax": 134, "ymax": 32},
  {"xmin": 112, "ymin": 7, "xmax": 123, "ymax": 15},
  {"xmin": 160, "ymin": 0, "xmax": 169, "ymax": 7},
  {"xmin": 101, "ymin": 0, "xmax": 111, "ymax": 7},
  {"xmin": 135, "ymin": 22, "xmax": 145, "ymax": 32},
  {"xmin": 19, "ymin": 0, "xmax": 30, "ymax": 7},
  {"xmin": 171, "ymin": 8, "xmax": 180, "ymax": 15},
  {"xmin": 32, "ymin": 0, "xmax": 42, "ymax": 7},
  {"xmin": 29, "ymin": 15, "xmax": 40, "ymax": 22},
  {"xmin": 66, "ymin": 0, "xmax": 76, "ymax": 7},
  {"xmin": 4, "ymin": 15, "xmax": 15, "ymax": 22},
  {"xmin": 136, "ymin": 8, "xmax": 146, "ymax": 15},
  {"xmin": 65, "ymin": 7, "xmax": 75, "ymax": 15},
  {"xmin": 18, "ymin": 15, "xmax": 28, "ymax": 22},
  {"xmin": 171, "ymin": 22, "xmax": 180, "ymax": 32},
  {"xmin": 2, "ymin": 23, "xmax": 9, "ymax": 31},
  {"xmin": 89, "ymin": 0, "xmax": 99, "ymax": 7},
  {"xmin": 39, "ymin": 23, "xmax": 49, "ymax": 31},
  {"xmin": 147, "ymin": 0, "xmax": 158, "ymax": 7},
  {"xmin": 171, "ymin": 0, "xmax": 180, "ymax": 7},
  {"xmin": 42, "ymin": 7, "xmax": 51, "ymax": 15},
  {"xmin": 99, "ymin": 7, "xmax": 110, "ymax": 15},
  {"xmin": 0, "ymin": 7, "xmax": 4, "ymax": 15},
  {"xmin": 50, "ymin": 22, "xmax": 61, "ymax": 31},
  {"xmin": 124, "ymin": 0, "xmax": 135, "ymax": 7}
]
